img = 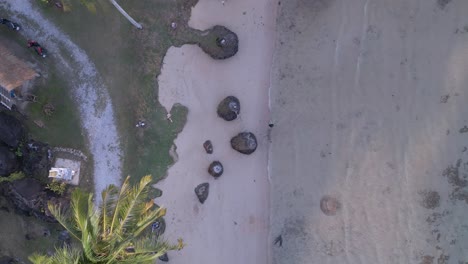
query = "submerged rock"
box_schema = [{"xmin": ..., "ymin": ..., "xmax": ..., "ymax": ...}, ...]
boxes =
[
  {"xmin": 203, "ymin": 140, "xmax": 213, "ymax": 154},
  {"xmin": 320, "ymin": 195, "xmax": 341, "ymax": 216},
  {"xmin": 0, "ymin": 112, "xmax": 24, "ymax": 148},
  {"xmin": 217, "ymin": 96, "xmax": 240, "ymax": 121},
  {"xmin": 208, "ymin": 161, "xmax": 223, "ymax": 178},
  {"xmin": 230, "ymin": 132, "xmax": 257, "ymax": 155},
  {"xmin": 194, "ymin": 183, "xmax": 209, "ymax": 204},
  {"xmin": 0, "ymin": 146, "xmax": 19, "ymax": 176}
]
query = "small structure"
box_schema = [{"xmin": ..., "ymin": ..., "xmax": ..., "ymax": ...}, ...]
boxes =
[
  {"xmin": 0, "ymin": 43, "xmax": 38, "ymax": 110},
  {"xmin": 50, "ymin": 158, "xmax": 81, "ymax": 185},
  {"xmin": 48, "ymin": 167, "xmax": 75, "ymax": 181}
]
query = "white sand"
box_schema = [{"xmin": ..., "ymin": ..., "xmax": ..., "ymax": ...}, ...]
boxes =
[
  {"xmin": 155, "ymin": 0, "xmax": 276, "ymax": 263},
  {"xmin": 269, "ymin": 0, "xmax": 468, "ymax": 263}
]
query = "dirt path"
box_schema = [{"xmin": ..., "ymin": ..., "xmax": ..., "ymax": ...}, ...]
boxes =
[{"xmin": 0, "ymin": 0, "xmax": 122, "ymax": 199}]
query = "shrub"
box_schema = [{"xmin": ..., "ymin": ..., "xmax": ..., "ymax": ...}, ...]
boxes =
[
  {"xmin": 0, "ymin": 171, "xmax": 25, "ymax": 183},
  {"xmin": 46, "ymin": 181, "xmax": 67, "ymax": 195}
]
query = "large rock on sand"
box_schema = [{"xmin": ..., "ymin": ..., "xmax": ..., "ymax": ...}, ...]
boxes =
[
  {"xmin": 208, "ymin": 161, "xmax": 223, "ymax": 178},
  {"xmin": 198, "ymin": 25, "xmax": 239, "ymax": 60},
  {"xmin": 203, "ymin": 140, "xmax": 213, "ymax": 154},
  {"xmin": 230, "ymin": 132, "xmax": 257, "ymax": 155},
  {"xmin": 194, "ymin": 183, "xmax": 209, "ymax": 204},
  {"xmin": 0, "ymin": 146, "xmax": 19, "ymax": 176},
  {"xmin": 0, "ymin": 112, "xmax": 25, "ymax": 148},
  {"xmin": 217, "ymin": 96, "xmax": 240, "ymax": 121}
]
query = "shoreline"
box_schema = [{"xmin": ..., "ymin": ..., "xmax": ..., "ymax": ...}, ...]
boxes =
[{"xmin": 155, "ymin": 0, "xmax": 277, "ymax": 262}]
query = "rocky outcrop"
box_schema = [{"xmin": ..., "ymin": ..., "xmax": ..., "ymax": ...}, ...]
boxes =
[
  {"xmin": 0, "ymin": 146, "xmax": 19, "ymax": 176},
  {"xmin": 2, "ymin": 178, "xmax": 67, "ymax": 222},
  {"xmin": 217, "ymin": 96, "xmax": 240, "ymax": 121},
  {"xmin": 203, "ymin": 140, "xmax": 213, "ymax": 154},
  {"xmin": 208, "ymin": 161, "xmax": 223, "ymax": 178},
  {"xmin": 0, "ymin": 112, "xmax": 25, "ymax": 148},
  {"xmin": 0, "ymin": 256, "xmax": 18, "ymax": 264},
  {"xmin": 230, "ymin": 132, "xmax": 257, "ymax": 155},
  {"xmin": 194, "ymin": 183, "xmax": 209, "ymax": 204},
  {"xmin": 198, "ymin": 26, "xmax": 239, "ymax": 60},
  {"xmin": 22, "ymin": 140, "xmax": 52, "ymax": 182}
]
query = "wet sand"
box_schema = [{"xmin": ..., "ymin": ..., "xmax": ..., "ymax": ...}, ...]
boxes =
[
  {"xmin": 155, "ymin": 0, "xmax": 276, "ymax": 263},
  {"xmin": 269, "ymin": 0, "xmax": 468, "ymax": 263}
]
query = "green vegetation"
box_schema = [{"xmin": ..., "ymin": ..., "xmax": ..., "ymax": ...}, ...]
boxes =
[
  {"xmin": 34, "ymin": 0, "xmax": 204, "ymax": 184},
  {"xmin": 24, "ymin": 70, "xmax": 85, "ymax": 150},
  {"xmin": 46, "ymin": 181, "xmax": 67, "ymax": 195},
  {"xmin": 0, "ymin": 171, "xmax": 25, "ymax": 183},
  {"xmin": 30, "ymin": 175, "xmax": 183, "ymax": 264},
  {"xmin": 14, "ymin": 142, "xmax": 23, "ymax": 157}
]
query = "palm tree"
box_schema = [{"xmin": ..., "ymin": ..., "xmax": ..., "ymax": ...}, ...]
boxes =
[{"xmin": 29, "ymin": 175, "xmax": 183, "ymax": 264}]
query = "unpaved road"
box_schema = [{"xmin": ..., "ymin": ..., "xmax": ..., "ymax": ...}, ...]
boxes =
[
  {"xmin": 270, "ymin": 0, "xmax": 468, "ymax": 263},
  {"xmin": 0, "ymin": 0, "xmax": 122, "ymax": 198}
]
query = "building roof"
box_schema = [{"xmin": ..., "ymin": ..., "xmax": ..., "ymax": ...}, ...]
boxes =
[{"xmin": 0, "ymin": 43, "xmax": 37, "ymax": 91}]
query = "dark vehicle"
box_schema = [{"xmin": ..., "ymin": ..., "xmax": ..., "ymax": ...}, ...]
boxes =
[
  {"xmin": 27, "ymin": 40, "xmax": 47, "ymax": 58},
  {"xmin": 0, "ymin": 18, "xmax": 20, "ymax": 31}
]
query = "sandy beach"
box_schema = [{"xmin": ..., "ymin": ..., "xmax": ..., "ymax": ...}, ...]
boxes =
[
  {"xmin": 155, "ymin": 0, "xmax": 276, "ymax": 263},
  {"xmin": 269, "ymin": 0, "xmax": 468, "ymax": 263},
  {"xmin": 157, "ymin": 0, "xmax": 468, "ymax": 263}
]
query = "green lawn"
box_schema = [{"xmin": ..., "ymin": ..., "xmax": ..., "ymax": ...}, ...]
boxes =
[{"xmin": 24, "ymin": 70, "xmax": 84, "ymax": 150}]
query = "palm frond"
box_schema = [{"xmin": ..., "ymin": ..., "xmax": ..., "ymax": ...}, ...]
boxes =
[
  {"xmin": 114, "ymin": 175, "xmax": 153, "ymax": 235},
  {"xmin": 29, "ymin": 245, "xmax": 82, "ymax": 264},
  {"xmin": 110, "ymin": 176, "xmax": 131, "ymax": 233},
  {"xmin": 100, "ymin": 184, "xmax": 119, "ymax": 240},
  {"xmin": 133, "ymin": 207, "xmax": 166, "ymax": 237},
  {"xmin": 47, "ymin": 201, "xmax": 81, "ymax": 242}
]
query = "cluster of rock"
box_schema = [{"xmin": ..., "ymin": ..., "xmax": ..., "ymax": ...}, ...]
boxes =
[{"xmin": 193, "ymin": 95, "xmax": 259, "ymax": 206}]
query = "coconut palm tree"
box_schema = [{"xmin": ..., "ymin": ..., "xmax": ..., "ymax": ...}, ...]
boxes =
[{"xmin": 29, "ymin": 175, "xmax": 183, "ymax": 264}]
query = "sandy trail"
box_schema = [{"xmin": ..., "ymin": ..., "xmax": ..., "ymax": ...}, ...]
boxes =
[
  {"xmin": 270, "ymin": 0, "xmax": 468, "ymax": 263},
  {"xmin": 0, "ymin": 0, "xmax": 122, "ymax": 198},
  {"xmin": 155, "ymin": 0, "xmax": 276, "ymax": 263}
]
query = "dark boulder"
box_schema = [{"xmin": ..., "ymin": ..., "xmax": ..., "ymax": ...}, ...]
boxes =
[
  {"xmin": 0, "ymin": 146, "xmax": 19, "ymax": 176},
  {"xmin": 203, "ymin": 140, "xmax": 213, "ymax": 154},
  {"xmin": 208, "ymin": 161, "xmax": 223, "ymax": 178},
  {"xmin": 198, "ymin": 25, "xmax": 239, "ymax": 60},
  {"xmin": 217, "ymin": 96, "xmax": 240, "ymax": 121},
  {"xmin": 194, "ymin": 183, "xmax": 209, "ymax": 204},
  {"xmin": 0, "ymin": 256, "xmax": 17, "ymax": 264},
  {"xmin": 58, "ymin": 230, "xmax": 71, "ymax": 247},
  {"xmin": 230, "ymin": 132, "xmax": 257, "ymax": 155},
  {"xmin": 158, "ymin": 253, "xmax": 169, "ymax": 262},
  {"xmin": 0, "ymin": 112, "xmax": 24, "ymax": 148}
]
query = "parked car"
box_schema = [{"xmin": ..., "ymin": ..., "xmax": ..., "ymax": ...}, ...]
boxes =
[
  {"xmin": 0, "ymin": 18, "xmax": 20, "ymax": 31},
  {"xmin": 27, "ymin": 40, "xmax": 47, "ymax": 58}
]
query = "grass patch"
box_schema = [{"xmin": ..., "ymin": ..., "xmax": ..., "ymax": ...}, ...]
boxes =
[{"xmin": 24, "ymin": 71, "xmax": 84, "ymax": 149}]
